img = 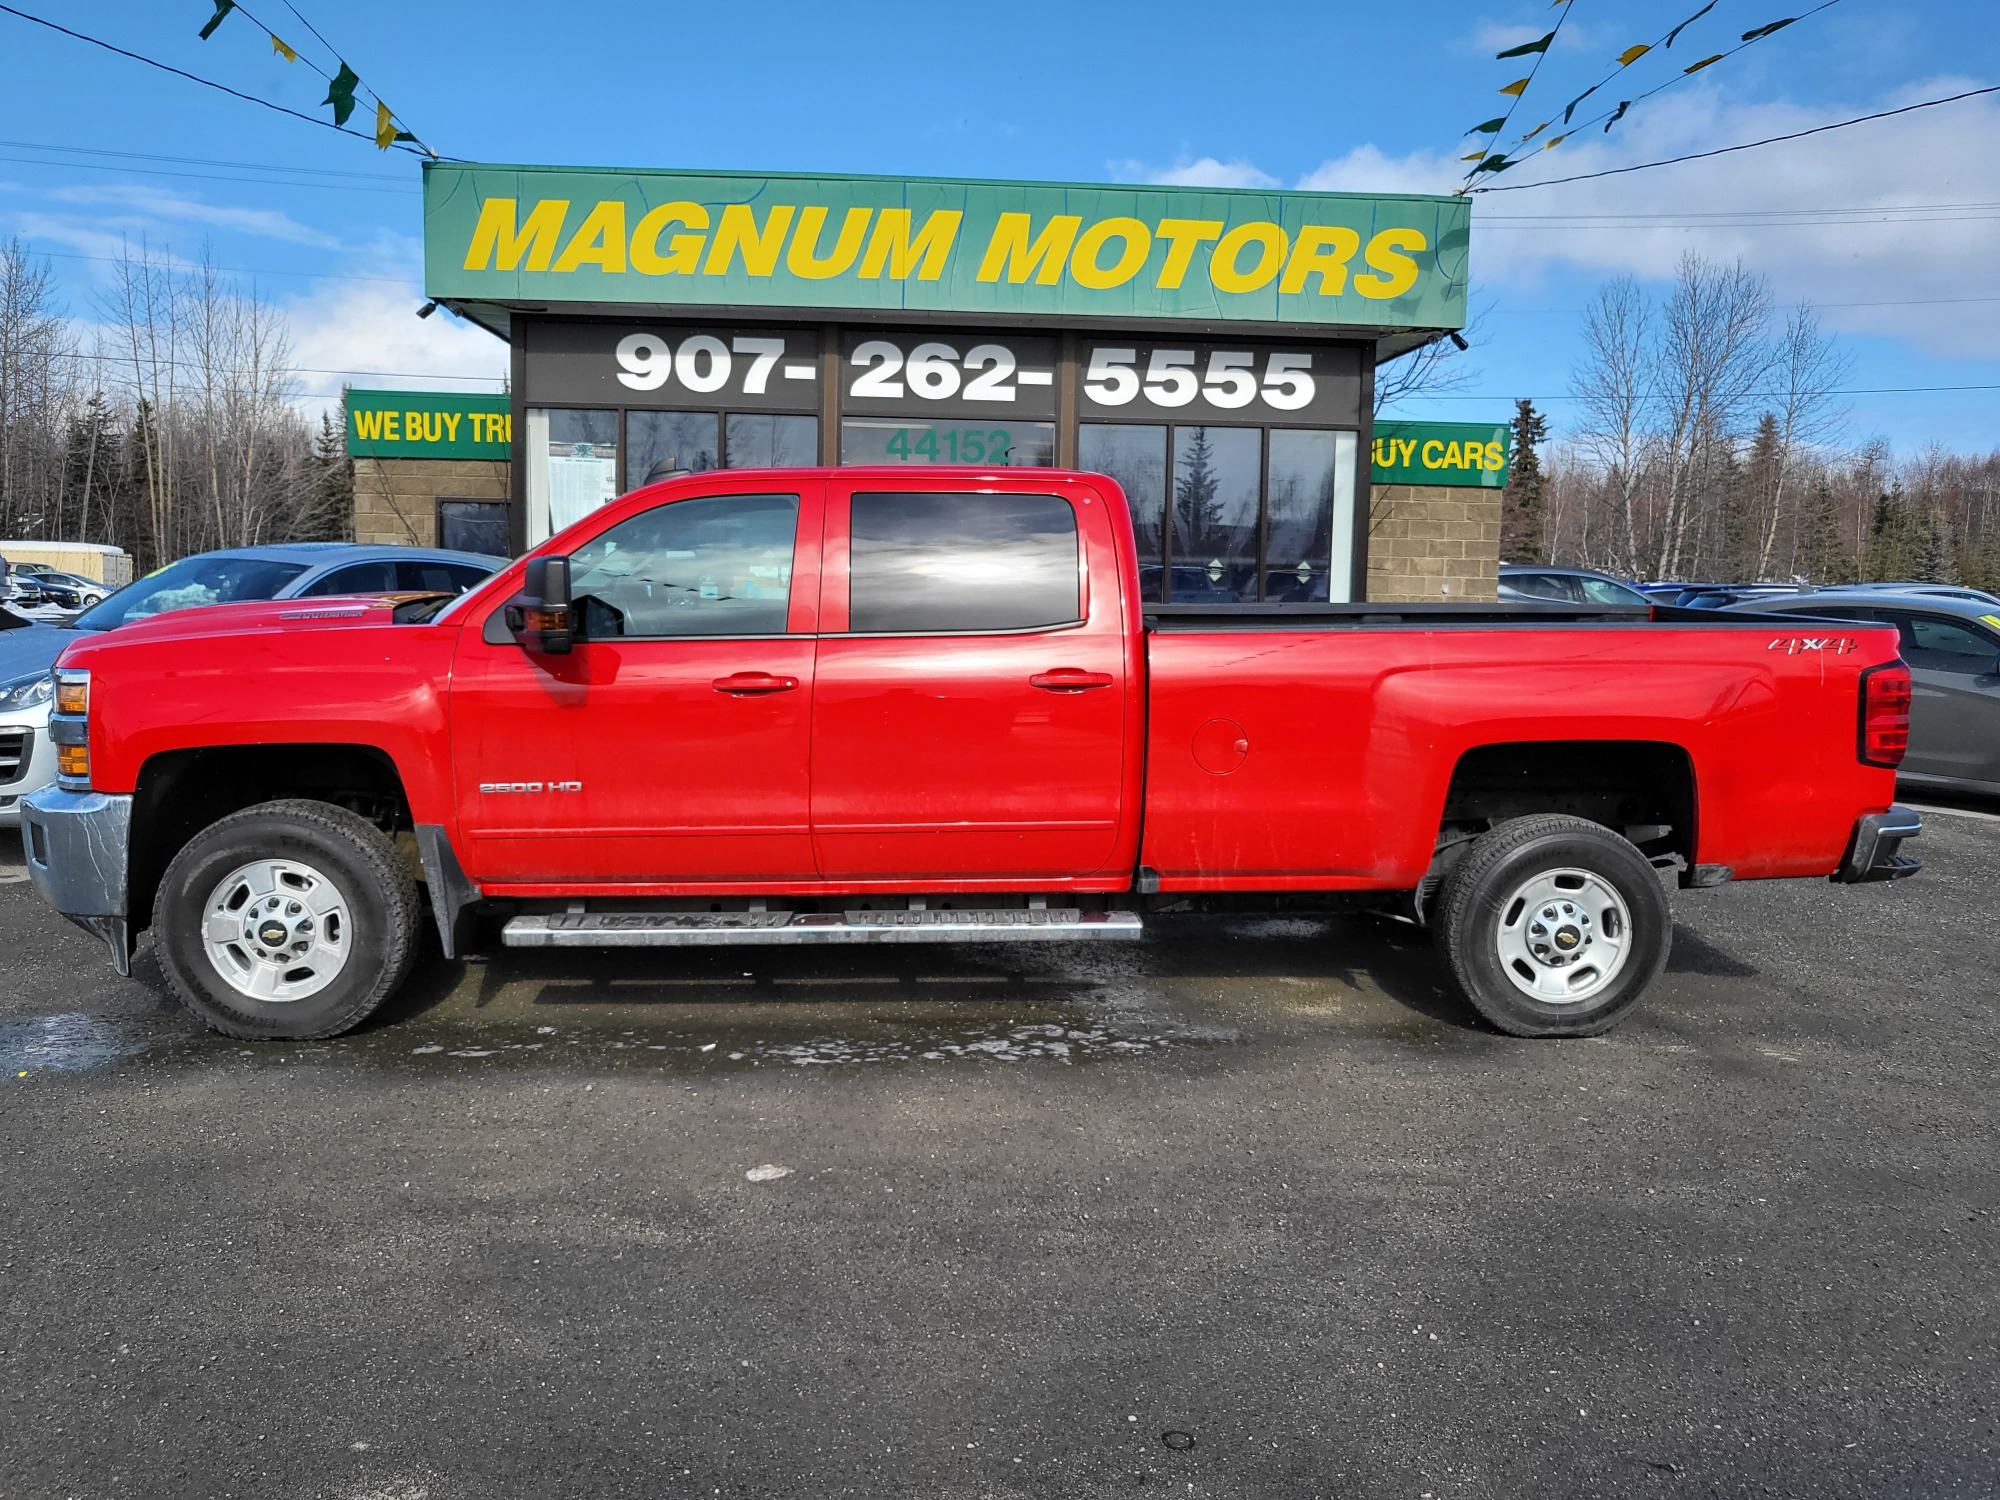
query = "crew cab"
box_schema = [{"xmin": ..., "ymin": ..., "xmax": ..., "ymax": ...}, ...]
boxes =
[{"xmin": 20, "ymin": 468, "xmax": 1921, "ymax": 1042}]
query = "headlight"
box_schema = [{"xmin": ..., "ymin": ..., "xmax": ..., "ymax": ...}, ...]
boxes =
[{"xmin": 0, "ymin": 672, "xmax": 54, "ymax": 711}]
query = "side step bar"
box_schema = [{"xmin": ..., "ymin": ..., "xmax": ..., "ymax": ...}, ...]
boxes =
[{"xmin": 502, "ymin": 908, "xmax": 1145, "ymax": 948}]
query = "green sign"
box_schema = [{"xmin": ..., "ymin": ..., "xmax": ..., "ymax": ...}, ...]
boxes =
[
  {"xmin": 423, "ymin": 163, "xmax": 1468, "ymax": 332},
  {"xmin": 1371, "ymin": 421, "xmax": 1510, "ymax": 488},
  {"xmin": 346, "ymin": 389, "xmax": 512, "ymax": 459}
]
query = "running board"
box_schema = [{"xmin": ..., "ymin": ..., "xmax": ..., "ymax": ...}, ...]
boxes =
[{"xmin": 502, "ymin": 908, "xmax": 1145, "ymax": 948}]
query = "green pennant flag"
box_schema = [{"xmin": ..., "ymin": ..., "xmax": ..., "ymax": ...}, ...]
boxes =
[
  {"xmin": 1470, "ymin": 155, "xmax": 1515, "ymax": 176},
  {"xmin": 1496, "ymin": 30, "xmax": 1556, "ymax": 59},
  {"xmin": 1741, "ymin": 18, "xmax": 1796, "ymax": 42},
  {"xmin": 1604, "ymin": 99, "xmax": 1632, "ymax": 131},
  {"xmin": 1470, "ymin": 117, "xmax": 1507, "ymax": 135},
  {"xmin": 1562, "ymin": 83, "xmax": 1600, "ymax": 123},
  {"xmin": 197, "ymin": 1, "xmax": 235, "ymax": 40},
  {"xmin": 1664, "ymin": 1, "xmax": 1716, "ymax": 48},
  {"xmin": 322, "ymin": 61, "xmax": 360, "ymax": 127}
]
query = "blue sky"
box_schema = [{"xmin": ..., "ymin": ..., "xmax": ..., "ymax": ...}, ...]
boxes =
[{"xmin": 3, "ymin": 0, "xmax": 1994, "ymax": 454}]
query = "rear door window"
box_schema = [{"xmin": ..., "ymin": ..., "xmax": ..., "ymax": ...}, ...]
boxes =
[
  {"xmin": 1888, "ymin": 612, "xmax": 2000, "ymax": 674},
  {"xmin": 396, "ymin": 560, "xmax": 492, "ymax": 595},
  {"xmin": 1509, "ymin": 572, "xmax": 1580, "ymax": 603},
  {"xmin": 298, "ymin": 561, "xmax": 398, "ymax": 597},
  {"xmin": 848, "ymin": 492, "xmax": 1079, "ymax": 634}
]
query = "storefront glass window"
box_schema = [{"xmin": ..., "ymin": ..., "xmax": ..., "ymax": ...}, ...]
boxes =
[
  {"xmin": 626, "ymin": 410, "xmax": 719, "ymax": 492},
  {"xmin": 725, "ymin": 413, "xmax": 819, "ymax": 468},
  {"xmin": 840, "ymin": 417, "xmax": 1055, "ymax": 468},
  {"xmin": 1170, "ymin": 426, "xmax": 1260, "ymax": 602},
  {"xmin": 1079, "ymin": 423, "xmax": 1166, "ymax": 601},
  {"xmin": 1265, "ymin": 429, "xmax": 1356, "ymax": 602},
  {"xmin": 526, "ymin": 408, "xmax": 619, "ymax": 544}
]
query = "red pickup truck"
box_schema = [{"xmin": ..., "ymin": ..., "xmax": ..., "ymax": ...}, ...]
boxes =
[{"xmin": 21, "ymin": 467, "xmax": 1920, "ymax": 1042}]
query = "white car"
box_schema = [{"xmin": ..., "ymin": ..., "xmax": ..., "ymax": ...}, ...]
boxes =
[{"xmin": 0, "ymin": 622, "xmax": 61, "ymax": 828}]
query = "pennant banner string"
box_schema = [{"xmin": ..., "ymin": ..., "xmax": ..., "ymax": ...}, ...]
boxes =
[{"xmin": 1459, "ymin": 0, "xmax": 1577, "ymax": 186}]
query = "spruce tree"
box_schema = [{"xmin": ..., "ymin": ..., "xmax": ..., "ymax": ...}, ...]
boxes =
[
  {"xmin": 1913, "ymin": 508, "xmax": 1952, "ymax": 585},
  {"xmin": 1500, "ymin": 398, "xmax": 1548, "ymax": 563},
  {"xmin": 302, "ymin": 407, "xmax": 355, "ymax": 542},
  {"xmin": 1174, "ymin": 427, "xmax": 1221, "ymax": 550}
]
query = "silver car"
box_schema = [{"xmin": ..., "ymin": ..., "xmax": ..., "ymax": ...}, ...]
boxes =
[{"xmin": 1729, "ymin": 589, "xmax": 2000, "ymax": 795}]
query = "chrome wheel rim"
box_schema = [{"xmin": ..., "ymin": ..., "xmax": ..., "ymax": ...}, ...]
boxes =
[
  {"xmin": 201, "ymin": 858, "xmax": 352, "ymax": 1002},
  {"xmin": 1494, "ymin": 867, "xmax": 1632, "ymax": 1006}
]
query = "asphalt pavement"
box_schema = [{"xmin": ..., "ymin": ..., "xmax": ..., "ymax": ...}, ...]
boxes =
[{"xmin": 1, "ymin": 810, "xmax": 1995, "ymax": 1499}]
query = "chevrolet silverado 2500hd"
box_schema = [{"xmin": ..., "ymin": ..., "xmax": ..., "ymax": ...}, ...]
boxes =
[{"xmin": 20, "ymin": 467, "xmax": 1921, "ymax": 1041}]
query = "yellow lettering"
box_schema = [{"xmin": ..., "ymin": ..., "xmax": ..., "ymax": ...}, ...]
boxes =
[
  {"xmin": 1279, "ymin": 226, "xmax": 1362, "ymax": 295},
  {"xmin": 1354, "ymin": 228, "xmax": 1427, "ymax": 300},
  {"xmin": 551, "ymin": 200, "xmax": 627, "ymax": 273},
  {"xmin": 1371, "ymin": 437, "xmax": 1389, "ymax": 467},
  {"xmin": 1422, "ymin": 438, "xmax": 1445, "ymax": 467},
  {"xmin": 1069, "ymin": 217, "xmax": 1150, "ymax": 289},
  {"xmin": 1210, "ymin": 223, "xmax": 1288, "ymax": 294},
  {"xmin": 1399, "ymin": 439, "xmax": 1418, "ymax": 467},
  {"xmin": 857, "ymin": 209, "xmax": 962, "ymax": 280},
  {"xmin": 353, "ymin": 409, "xmax": 385, "ymax": 441},
  {"xmin": 462, "ymin": 197, "xmax": 568, "ymax": 272},
  {"xmin": 786, "ymin": 206, "xmax": 872, "ymax": 279},
  {"xmin": 702, "ymin": 204, "xmax": 797, "ymax": 277},
  {"xmin": 630, "ymin": 201, "xmax": 709, "ymax": 275},
  {"xmin": 1486, "ymin": 441, "xmax": 1506, "ymax": 471},
  {"xmin": 1445, "ymin": 441, "xmax": 1467, "ymax": 468},
  {"xmin": 407, "ymin": 412, "xmax": 425, "ymax": 442},
  {"xmin": 976, "ymin": 213, "xmax": 1082, "ymax": 284},
  {"xmin": 383, "ymin": 412, "xmax": 399, "ymax": 440},
  {"xmin": 1153, "ymin": 219, "xmax": 1222, "ymax": 289},
  {"xmin": 500, "ymin": 414, "xmax": 512, "ymax": 444},
  {"xmin": 442, "ymin": 412, "xmax": 461, "ymax": 443}
]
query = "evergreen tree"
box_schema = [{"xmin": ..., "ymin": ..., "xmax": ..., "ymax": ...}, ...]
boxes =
[
  {"xmin": 1173, "ymin": 426, "xmax": 1221, "ymax": 550},
  {"xmin": 300, "ymin": 407, "xmax": 354, "ymax": 542},
  {"xmin": 1912, "ymin": 508, "xmax": 1952, "ymax": 584},
  {"xmin": 59, "ymin": 391, "xmax": 122, "ymax": 544},
  {"xmin": 1499, "ymin": 398, "xmax": 1548, "ymax": 563},
  {"xmin": 1796, "ymin": 475, "xmax": 1857, "ymax": 583},
  {"xmin": 1860, "ymin": 486, "xmax": 1920, "ymax": 582}
]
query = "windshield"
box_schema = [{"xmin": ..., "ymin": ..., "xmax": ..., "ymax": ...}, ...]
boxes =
[{"xmin": 72, "ymin": 555, "xmax": 309, "ymax": 631}]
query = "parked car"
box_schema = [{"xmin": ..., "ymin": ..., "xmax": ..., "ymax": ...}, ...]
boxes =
[
  {"xmin": 1498, "ymin": 565, "xmax": 1651, "ymax": 607},
  {"xmin": 68, "ymin": 542, "xmax": 506, "ymax": 635},
  {"xmin": 4, "ymin": 544, "xmax": 505, "ymax": 826},
  {"xmin": 5, "ymin": 573, "xmax": 48, "ymax": 609},
  {"xmin": 1839, "ymin": 582, "xmax": 2000, "ymax": 607},
  {"xmin": 25, "ymin": 570, "xmax": 112, "ymax": 611},
  {"xmin": 22, "ymin": 467, "xmax": 1918, "ymax": 1045},
  {"xmin": 1727, "ymin": 588, "xmax": 2000, "ymax": 795},
  {"xmin": 0, "ymin": 611, "xmax": 65, "ymax": 826}
]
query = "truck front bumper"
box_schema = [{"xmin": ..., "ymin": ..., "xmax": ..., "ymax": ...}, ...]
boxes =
[
  {"xmin": 19, "ymin": 787, "xmax": 135, "ymax": 973},
  {"xmin": 1831, "ymin": 804, "xmax": 1923, "ymax": 884}
]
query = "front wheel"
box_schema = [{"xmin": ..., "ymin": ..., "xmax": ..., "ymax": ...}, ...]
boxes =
[
  {"xmin": 152, "ymin": 799, "xmax": 421, "ymax": 1040},
  {"xmin": 1434, "ymin": 815, "xmax": 1671, "ymax": 1038}
]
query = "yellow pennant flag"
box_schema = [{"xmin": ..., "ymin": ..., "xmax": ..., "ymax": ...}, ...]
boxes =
[
  {"xmin": 1499, "ymin": 77, "xmax": 1531, "ymax": 96},
  {"xmin": 1682, "ymin": 53, "xmax": 1724, "ymax": 73},
  {"xmin": 1522, "ymin": 120, "xmax": 1551, "ymax": 141},
  {"xmin": 1544, "ymin": 133, "xmax": 1569, "ymax": 150},
  {"xmin": 270, "ymin": 33, "xmax": 297, "ymax": 61},
  {"xmin": 375, "ymin": 100, "xmax": 397, "ymax": 149},
  {"xmin": 1617, "ymin": 44, "xmax": 1651, "ymax": 65},
  {"xmin": 1461, "ymin": 150, "xmax": 1488, "ymax": 162}
]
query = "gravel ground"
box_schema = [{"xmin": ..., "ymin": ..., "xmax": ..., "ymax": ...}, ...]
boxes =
[{"xmin": 0, "ymin": 807, "xmax": 1994, "ymax": 1500}]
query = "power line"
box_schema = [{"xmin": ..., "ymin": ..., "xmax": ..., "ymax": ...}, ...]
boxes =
[
  {"xmin": 0, "ymin": 3, "xmax": 434, "ymax": 158},
  {"xmin": 1471, "ymin": 86, "xmax": 2000, "ymax": 193},
  {"xmin": 0, "ymin": 152, "xmax": 416, "ymax": 194},
  {"xmin": 1460, "ymin": 0, "xmax": 1578, "ymax": 186},
  {"xmin": 65, "ymin": 348, "xmax": 504, "ymax": 382},
  {"xmin": 0, "ymin": 137, "xmax": 408, "ymax": 181},
  {"xmin": 1397, "ymin": 383, "xmax": 2000, "ymax": 402},
  {"xmin": 34, "ymin": 249, "xmax": 417, "ymax": 286}
]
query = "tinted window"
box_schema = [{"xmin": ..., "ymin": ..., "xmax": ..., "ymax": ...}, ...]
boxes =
[
  {"xmin": 1506, "ymin": 572, "xmax": 1579, "ymax": 603},
  {"xmin": 1890, "ymin": 612, "xmax": 2000, "ymax": 673},
  {"xmin": 73, "ymin": 555, "xmax": 308, "ymax": 630},
  {"xmin": 396, "ymin": 560, "xmax": 492, "ymax": 595},
  {"xmin": 849, "ymin": 492, "xmax": 1079, "ymax": 634},
  {"xmin": 298, "ymin": 561, "xmax": 398, "ymax": 597},
  {"xmin": 1577, "ymin": 575, "xmax": 1648, "ymax": 606},
  {"xmin": 569, "ymin": 493, "xmax": 798, "ymax": 639}
]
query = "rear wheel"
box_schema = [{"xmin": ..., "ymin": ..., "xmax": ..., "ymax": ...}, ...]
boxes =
[
  {"xmin": 1434, "ymin": 814, "xmax": 1671, "ymax": 1037},
  {"xmin": 153, "ymin": 798, "xmax": 420, "ymax": 1040}
]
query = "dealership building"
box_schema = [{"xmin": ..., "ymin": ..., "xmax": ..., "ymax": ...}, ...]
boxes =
[{"xmin": 352, "ymin": 162, "xmax": 1505, "ymax": 602}]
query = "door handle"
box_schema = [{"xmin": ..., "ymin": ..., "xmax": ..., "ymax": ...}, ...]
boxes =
[
  {"xmin": 712, "ymin": 672, "xmax": 799, "ymax": 694},
  {"xmin": 1030, "ymin": 669, "xmax": 1115, "ymax": 692}
]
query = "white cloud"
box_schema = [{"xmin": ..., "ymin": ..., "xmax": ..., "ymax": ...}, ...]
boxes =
[
  {"xmin": 1114, "ymin": 156, "xmax": 1281, "ymax": 190},
  {"xmin": 1303, "ymin": 79, "xmax": 2000, "ymax": 359},
  {"xmin": 50, "ymin": 184, "xmax": 338, "ymax": 247},
  {"xmin": 280, "ymin": 264, "xmax": 508, "ymax": 416}
]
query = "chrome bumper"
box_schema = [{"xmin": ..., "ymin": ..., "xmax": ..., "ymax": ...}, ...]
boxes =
[
  {"xmin": 1831, "ymin": 804, "xmax": 1923, "ymax": 884},
  {"xmin": 19, "ymin": 787, "xmax": 135, "ymax": 973}
]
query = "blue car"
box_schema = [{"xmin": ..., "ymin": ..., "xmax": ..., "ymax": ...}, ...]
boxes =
[{"xmin": 3, "ymin": 543, "xmax": 505, "ymax": 825}]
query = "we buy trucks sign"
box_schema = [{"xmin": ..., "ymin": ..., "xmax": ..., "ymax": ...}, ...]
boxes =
[{"xmin": 345, "ymin": 390, "xmax": 512, "ymax": 460}]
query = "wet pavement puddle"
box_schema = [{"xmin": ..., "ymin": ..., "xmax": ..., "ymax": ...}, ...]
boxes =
[{"xmin": 0, "ymin": 1012, "xmax": 166, "ymax": 1074}]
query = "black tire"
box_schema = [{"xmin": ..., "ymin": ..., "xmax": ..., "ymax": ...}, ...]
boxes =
[
  {"xmin": 1433, "ymin": 814, "xmax": 1670, "ymax": 1038},
  {"xmin": 152, "ymin": 798, "xmax": 421, "ymax": 1041}
]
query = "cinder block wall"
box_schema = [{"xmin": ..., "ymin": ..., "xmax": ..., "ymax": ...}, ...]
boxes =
[
  {"xmin": 1366, "ymin": 483, "xmax": 1502, "ymax": 603},
  {"xmin": 352, "ymin": 457, "xmax": 509, "ymax": 547}
]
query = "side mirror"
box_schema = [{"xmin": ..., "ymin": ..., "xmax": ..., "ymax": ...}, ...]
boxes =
[{"xmin": 504, "ymin": 555, "xmax": 573, "ymax": 655}]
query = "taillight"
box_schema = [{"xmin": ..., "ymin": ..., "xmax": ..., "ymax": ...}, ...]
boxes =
[{"xmin": 1858, "ymin": 662, "xmax": 1911, "ymax": 768}]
